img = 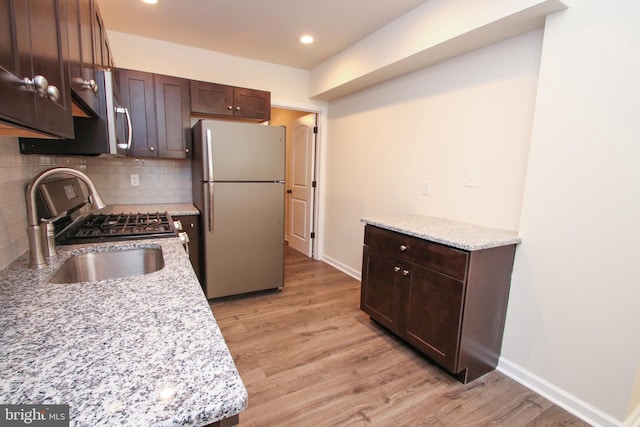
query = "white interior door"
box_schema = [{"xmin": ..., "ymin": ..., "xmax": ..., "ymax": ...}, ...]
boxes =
[{"xmin": 288, "ymin": 113, "xmax": 316, "ymax": 257}]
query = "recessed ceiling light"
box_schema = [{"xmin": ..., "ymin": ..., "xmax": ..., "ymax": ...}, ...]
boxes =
[
  {"xmin": 300, "ymin": 35, "xmax": 314, "ymax": 45},
  {"xmin": 142, "ymin": 0, "xmax": 158, "ymax": 4}
]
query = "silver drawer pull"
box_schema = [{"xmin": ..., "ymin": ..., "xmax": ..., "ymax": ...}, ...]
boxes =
[
  {"xmin": 402, "ymin": 270, "xmax": 410, "ymax": 276},
  {"xmin": 399, "ymin": 244, "xmax": 407, "ymax": 252},
  {"xmin": 394, "ymin": 266, "xmax": 401, "ymax": 272}
]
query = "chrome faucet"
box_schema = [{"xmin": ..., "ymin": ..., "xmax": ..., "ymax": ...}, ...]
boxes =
[{"xmin": 25, "ymin": 167, "xmax": 106, "ymax": 268}]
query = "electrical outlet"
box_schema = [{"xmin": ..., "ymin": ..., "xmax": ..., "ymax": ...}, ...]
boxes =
[
  {"xmin": 422, "ymin": 179, "xmax": 432, "ymax": 196},
  {"xmin": 130, "ymin": 174, "xmax": 140, "ymax": 187},
  {"xmin": 464, "ymin": 169, "xmax": 478, "ymax": 188}
]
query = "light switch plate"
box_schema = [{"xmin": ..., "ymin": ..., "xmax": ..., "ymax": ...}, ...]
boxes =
[
  {"xmin": 422, "ymin": 179, "xmax": 432, "ymax": 196},
  {"xmin": 465, "ymin": 169, "xmax": 478, "ymax": 188},
  {"xmin": 130, "ymin": 174, "xmax": 140, "ymax": 187}
]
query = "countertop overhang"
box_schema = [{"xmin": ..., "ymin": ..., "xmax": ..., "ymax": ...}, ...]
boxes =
[
  {"xmin": 97, "ymin": 203, "xmax": 200, "ymax": 216},
  {"xmin": 362, "ymin": 215, "xmax": 521, "ymax": 251},
  {"xmin": 0, "ymin": 237, "xmax": 246, "ymax": 426}
]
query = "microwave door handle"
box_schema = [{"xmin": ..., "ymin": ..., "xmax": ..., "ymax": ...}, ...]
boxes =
[
  {"xmin": 123, "ymin": 107, "xmax": 132, "ymax": 149},
  {"xmin": 115, "ymin": 106, "xmax": 133, "ymax": 150}
]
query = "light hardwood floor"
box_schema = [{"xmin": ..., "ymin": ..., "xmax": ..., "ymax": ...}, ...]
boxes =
[{"xmin": 210, "ymin": 246, "xmax": 590, "ymax": 426}]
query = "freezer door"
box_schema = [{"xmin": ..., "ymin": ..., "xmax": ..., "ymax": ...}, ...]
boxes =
[
  {"xmin": 203, "ymin": 182, "xmax": 284, "ymax": 299},
  {"xmin": 204, "ymin": 120, "xmax": 285, "ymax": 182}
]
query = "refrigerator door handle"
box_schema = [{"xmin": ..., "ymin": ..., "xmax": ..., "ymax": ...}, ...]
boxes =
[
  {"xmin": 204, "ymin": 129, "xmax": 214, "ymax": 181},
  {"xmin": 204, "ymin": 182, "xmax": 214, "ymax": 232}
]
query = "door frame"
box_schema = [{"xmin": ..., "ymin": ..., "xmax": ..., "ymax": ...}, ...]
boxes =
[{"xmin": 271, "ymin": 100, "xmax": 326, "ymax": 261}]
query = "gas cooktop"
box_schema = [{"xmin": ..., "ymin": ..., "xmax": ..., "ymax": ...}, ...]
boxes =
[{"xmin": 56, "ymin": 212, "xmax": 177, "ymax": 245}]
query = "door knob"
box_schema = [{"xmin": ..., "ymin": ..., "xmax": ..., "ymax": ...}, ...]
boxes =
[
  {"xmin": 47, "ymin": 85, "xmax": 60, "ymax": 102},
  {"xmin": 23, "ymin": 75, "xmax": 49, "ymax": 97},
  {"xmin": 81, "ymin": 79, "xmax": 98, "ymax": 93}
]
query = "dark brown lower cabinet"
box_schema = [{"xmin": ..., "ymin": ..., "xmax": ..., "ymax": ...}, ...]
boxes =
[
  {"xmin": 173, "ymin": 214, "xmax": 201, "ymax": 282},
  {"xmin": 360, "ymin": 225, "xmax": 516, "ymax": 383}
]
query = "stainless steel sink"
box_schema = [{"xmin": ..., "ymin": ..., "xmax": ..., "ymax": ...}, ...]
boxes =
[{"xmin": 49, "ymin": 247, "xmax": 164, "ymax": 284}]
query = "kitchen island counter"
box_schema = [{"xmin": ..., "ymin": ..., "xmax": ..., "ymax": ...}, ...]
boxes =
[
  {"xmin": 0, "ymin": 237, "xmax": 246, "ymax": 426},
  {"xmin": 362, "ymin": 215, "xmax": 521, "ymax": 251}
]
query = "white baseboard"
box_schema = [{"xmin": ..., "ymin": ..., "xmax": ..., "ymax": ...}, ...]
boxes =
[
  {"xmin": 321, "ymin": 254, "xmax": 361, "ymax": 281},
  {"xmin": 498, "ymin": 358, "xmax": 623, "ymax": 427}
]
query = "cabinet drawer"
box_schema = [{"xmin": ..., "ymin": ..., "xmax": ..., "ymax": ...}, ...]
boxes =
[{"xmin": 364, "ymin": 225, "xmax": 468, "ymax": 281}]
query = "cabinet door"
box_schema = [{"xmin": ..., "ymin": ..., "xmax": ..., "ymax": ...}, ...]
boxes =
[
  {"xmin": 190, "ymin": 80, "xmax": 234, "ymax": 117},
  {"xmin": 92, "ymin": 1, "xmax": 113, "ymax": 70},
  {"xmin": 118, "ymin": 68, "xmax": 157, "ymax": 157},
  {"xmin": 233, "ymin": 87, "xmax": 271, "ymax": 121},
  {"xmin": 360, "ymin": 247, "xmax": 403, "ymax": 334},
  {"xmin": 173, "ymin": 215, "xmax": 201, "ymax": 281},
  {"xmin": 0, "ymin": 0, "xmax": 36, "ymax": 128},
  {"xmin": 155, "ymin": 74, "xmax": 191, "ymax": 158},
  {"xmin": 0, "ymin": 0, "xmax": 73, "ymax": 138},
  {"xmin": 403, "ymin": 264, "xmax": 465, "ymax": 372},
  {"xmin": 65, "ymin": 0, "xmax": 99, "ymax": 115},
  {"xmin": 28, "ymin": 0, "xmax": 73, "ymax": 137}
]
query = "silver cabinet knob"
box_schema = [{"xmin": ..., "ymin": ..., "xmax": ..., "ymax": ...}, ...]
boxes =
[
  {"xmin": 149, "ymin": 146, "xmax": 155, "ymax": 151},
  {"xmin": 81, "ymin": 79, "xmax": 98, "ymax": 93},
  {"xmin": 399, "ymin": 245, "xmax": 407, "ymax": 252},
  {"xmin": 185, "ymin": 148, "xmax": 189, "ymax": 153},
  {"xmin": 235, "ymin": 106, "xmax": 240, "ymax": 111},
  {"xmin": 394, "ymin": 266, "xmax": 401, "ymax": 272},
  {"xmin": 402, "ymin": 270, "xmax": 410, "ymax": 276},
  {"xmin": 23, "ymin": 75, "xmax": 49, "ymax": 97},
  {"xmin": 47, "ymin": 85, "xmax": 60, "ymax": 102},
  {"xmin": 227, "ymin": 105, "xmax": 233, "ymax": 110}
]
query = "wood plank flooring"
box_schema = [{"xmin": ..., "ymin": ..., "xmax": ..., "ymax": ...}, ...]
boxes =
[{"xmin": 210, "ymin": 246, "xmax": 590, "ymax": 426}]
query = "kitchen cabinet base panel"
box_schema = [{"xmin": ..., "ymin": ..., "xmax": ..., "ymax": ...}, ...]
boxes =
[{"xmin": 204, "ymin": 414, "xmax": 239, "ymax": 427}]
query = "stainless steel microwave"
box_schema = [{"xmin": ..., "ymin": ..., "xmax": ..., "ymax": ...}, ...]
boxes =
[{"xmin": 19, "ymin": 70, "xmax": 132, "ymax": 156}]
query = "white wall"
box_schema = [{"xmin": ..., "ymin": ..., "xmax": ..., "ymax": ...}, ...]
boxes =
[
  {"xmin": 323, "ymin": 30, "xmax": 542, "ymax": 275},
  {"xmin": 501, "ymin": 0, "xmax": 640, "ymax": 424},
  {"xmin": 323, "ymin": 1, "xmax": 640, "ymax": 423}
]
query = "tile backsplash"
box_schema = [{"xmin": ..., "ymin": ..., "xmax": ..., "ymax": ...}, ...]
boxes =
[{"xmin": 0, "ymin": 136, "xmax": 192, "ymax": 270}]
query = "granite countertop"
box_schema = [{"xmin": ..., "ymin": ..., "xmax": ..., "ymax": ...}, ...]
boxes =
[
  {"xmin": 98, "ymin": 203, "xmax": 200, "ymax": 216},
  {"xmin": 362, "ymin": 215, "xmax": 521, "ymax": 251},
  {"xmin": 0, "ymin": 237, "xmax": 246, "ymax": 426}
]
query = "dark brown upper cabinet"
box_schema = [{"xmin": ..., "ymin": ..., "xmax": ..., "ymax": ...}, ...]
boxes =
[
  {"xmin": 92, "ymin": 0, "xmax": 113, "ymax": 71},
  {"xmin": 65, "ymin": 0, "xmax": 99, "ymax": 116},
  {"xmin": 155, "ymin": 74, "xmax": 191, "ymax": 159},
  {"xmin": 0, "ymin": 0, "xmax": 74, "ymax": 138},
  {"xmin": 190, "ymin": 80, "xmax": 271, "ymax": 121},
  {"xmin": 118, "ymin": 69, "xmax": 191, "ymax": 159}
]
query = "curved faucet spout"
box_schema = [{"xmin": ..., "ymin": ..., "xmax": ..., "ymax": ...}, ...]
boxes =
[{"xmin": 26, "ymin": 167, "xmax": 106, "ymax": 268}]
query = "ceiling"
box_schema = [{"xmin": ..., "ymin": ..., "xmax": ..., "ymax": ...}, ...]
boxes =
[{"xmin": 95, "ymin": 0, "xmax": 431, "ymax": 70}]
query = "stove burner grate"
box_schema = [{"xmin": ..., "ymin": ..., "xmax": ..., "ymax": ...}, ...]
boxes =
[{"xmin": 57, "ymin": 212, "xmax": 177, "ymax": 244}]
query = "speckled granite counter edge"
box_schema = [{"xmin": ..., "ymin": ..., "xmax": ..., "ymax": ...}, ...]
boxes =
[
  {"xmin": 361, "ymin": 215, "xmax": 522, "ymax": 251},
  {"xmin": 0, "ymin": 237, "xmax": 246, "ymax": 426}
]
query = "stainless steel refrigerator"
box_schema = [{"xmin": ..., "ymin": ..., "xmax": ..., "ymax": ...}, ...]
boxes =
[{"xmin": 191, "ymin": 119, "xmax": 285, "ymax": 299}]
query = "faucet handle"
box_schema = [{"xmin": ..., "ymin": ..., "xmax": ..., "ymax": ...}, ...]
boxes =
[{"xmin": 40, "ymin": 220, "xmax": 58, "ymax": 259}]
